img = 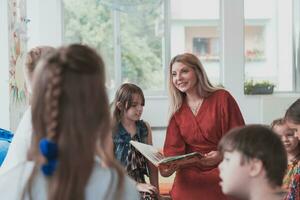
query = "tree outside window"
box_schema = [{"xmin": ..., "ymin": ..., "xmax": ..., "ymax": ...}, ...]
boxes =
[{"xmin": 63, "ymin": 0, "xmax": 165, "ymax": 93}]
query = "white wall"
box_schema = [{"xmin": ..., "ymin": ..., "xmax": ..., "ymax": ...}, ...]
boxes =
[
  {"xmin": 277, "ymin": 0, "xmax": 293, "ymax": 91},
  {"xmin": 27, "ymin": 0, "xmax": 63, "ymax": 48},
  {"xmin": 0, "ymin": 0, "xmax": 10, "ymax": 130}
]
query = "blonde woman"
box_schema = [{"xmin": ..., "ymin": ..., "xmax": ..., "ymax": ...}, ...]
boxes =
[{"xmin": 160, "ymin": 53, "xmax": 245, "ymax": 200}]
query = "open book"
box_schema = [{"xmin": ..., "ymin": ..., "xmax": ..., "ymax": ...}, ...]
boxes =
[{"xmin": 129, "ymin": 140, "xmax": 203, "ymax": 167}]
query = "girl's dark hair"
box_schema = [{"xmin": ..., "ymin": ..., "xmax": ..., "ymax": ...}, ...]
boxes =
[
  {"xmin": 218, "ymin": 124, "xmax": 287, "ymax": 187},
  {"xmin": 26, "ymin": 44, "xmax": 124, "ymax": 200},
  {"xmin": 112, "ymin": 83, "xmax": 145, "ymax": 131},
  {"xmin": 285, "ymin": 99, "xmax": 300, "ymax": 124}
]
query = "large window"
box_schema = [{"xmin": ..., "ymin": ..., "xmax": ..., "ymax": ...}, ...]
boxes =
[
  {"xmin": 244, "ymin": 0, "xmax": 299, "ymax": 92},
  {"xmin": 63, "ymin": 0, "xmax": 165, "ymax": 93},
  {"xmin": 170, "ymin": 0, "xmax": 220, "ymax": 85},
  {"xmin": 119, "ymin": 3, "xmax": 165, "ymax": 91},
  {"xmin": 63, "ymin": 0, "xmax": 300, "ymax": 94}
]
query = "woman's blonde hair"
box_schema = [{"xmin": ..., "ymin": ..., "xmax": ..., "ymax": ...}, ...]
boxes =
[{"xmin": 168, "ymin": 53, "xmax": 219, "ymax": 116}]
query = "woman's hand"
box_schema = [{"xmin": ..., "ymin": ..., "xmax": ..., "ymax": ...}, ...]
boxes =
[
  {"xmin": 197, "ymin": 151, "xmax": 222, "ymax": 167},
  {"xmin": 158, "ymin": 162, "xmax": 178, "ymax": 177},
  {"xmin": 136, "ymin": 183, "xmax": 158, "ymax": 194},
  {"xmin": 158, "ymin": 151, "xmax": 222, "ymax": 174}
]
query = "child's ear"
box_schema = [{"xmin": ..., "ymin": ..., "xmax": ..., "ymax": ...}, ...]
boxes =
[
  {"xmin": 249, "ymin": 158, "xmax": 264, "ymax": 177},
  {"xmin": 116, "ymin": 101, "xmax": 123, "ymax": 110}
]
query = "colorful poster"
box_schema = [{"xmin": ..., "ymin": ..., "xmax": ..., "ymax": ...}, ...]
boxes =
[{"xmin": 8, "ymin": 0, "xmax": 28, "ymax": 131}]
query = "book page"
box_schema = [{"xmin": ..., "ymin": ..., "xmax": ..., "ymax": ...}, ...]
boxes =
[
  {"xmin": 130, "ymin": 141, "xmax": 204, "ymax": 168},
  {"xmin": 158, "ymin": 152, "xmax": 201, "ymax": 164},
  {"xmin": 130, "ymin": 140, "xmax": 165, "ymax": 166}
]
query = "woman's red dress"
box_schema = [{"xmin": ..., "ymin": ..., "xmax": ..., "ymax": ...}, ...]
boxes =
[{"xmin": 164, "ymin": 90, "xmax": 245, "ymax": 200}]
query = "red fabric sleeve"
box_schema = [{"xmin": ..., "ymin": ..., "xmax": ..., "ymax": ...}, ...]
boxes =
[
  {"xmin": 220, "ymin": 91, "xmax": 245, "ymax": 138},
  {"xmin": 163, "ymin": 116, "xmax": 186, "ymax": 157}
]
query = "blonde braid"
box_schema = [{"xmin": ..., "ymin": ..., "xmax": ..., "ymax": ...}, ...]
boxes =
[
  {"xmin": 38, "ymin": 61, "xmax": 64, "ymax": 177},
  {"xmin": 44, "ymin": 64, "xmax": 63, "ymax": 140}
]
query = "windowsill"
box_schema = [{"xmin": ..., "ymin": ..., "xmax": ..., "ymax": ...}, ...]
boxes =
[
  {"xmin": 145, "ymin": 95, "xmax": 168, "ymax": 100},
  {"xmin": 244, "ymin": 92, "xmax": 300, "ymax": 98},
  {"xmin": 146, "ymin": 92, "xmax": 300, "ymax": 99}
]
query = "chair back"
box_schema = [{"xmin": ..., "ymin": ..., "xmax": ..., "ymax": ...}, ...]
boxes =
[{"xmin": 0, "ymin": 128, "xmax": 13, "ymax": 166}]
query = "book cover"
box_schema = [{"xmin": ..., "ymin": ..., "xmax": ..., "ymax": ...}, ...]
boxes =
[{"xmin": 129, "ymin": 140, "xmax": 203, "ymax": 167}]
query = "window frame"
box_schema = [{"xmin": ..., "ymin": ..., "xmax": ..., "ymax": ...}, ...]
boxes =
[{"xmin": 293, "ymin": 0, "xmax": 300, "ymax": 92}]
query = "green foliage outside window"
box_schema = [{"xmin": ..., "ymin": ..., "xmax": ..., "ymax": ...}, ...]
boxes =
[{"xmin": 63, "ymin": 0, "xmax": 164, "ymax": 91}]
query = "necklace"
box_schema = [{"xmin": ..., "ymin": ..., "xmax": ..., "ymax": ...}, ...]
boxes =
[{"xmin": 189, "ymin": 99, "xmax": 203, "ymax": 115}]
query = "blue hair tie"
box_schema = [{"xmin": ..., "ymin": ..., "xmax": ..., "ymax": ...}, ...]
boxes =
[
  {"xmin": 41, "ymin": 159, "xmax": 58, "ymax": 176},
  {"xmin": 39, "ymin": 138, "xmax": 58, "ymax": 176}
]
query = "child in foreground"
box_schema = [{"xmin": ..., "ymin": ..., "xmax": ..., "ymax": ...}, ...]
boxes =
[
  {"xmin": 218, "ymin": 125, "xmax": 287, "ymax": 200},
  {"xmin": 284, "ymin": 99, "xmax": 300, "ymax": 200},
  {"xmin": 23, "ymin": 44, "xmax": 139, "ymax": 200}
]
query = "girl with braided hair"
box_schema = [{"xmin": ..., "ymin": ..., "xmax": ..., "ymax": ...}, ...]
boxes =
[{"xmin": 23, "ymin": 44, "xmax": 139, "ymax": 200}]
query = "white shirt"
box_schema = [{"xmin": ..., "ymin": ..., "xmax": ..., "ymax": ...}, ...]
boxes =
[
  {"xmin": 0, "ymin": 107, "xmax": 33, "ymax": 199},
  {"xmin": 0, "ymin": 160, "xmax": 140, "ymax": 200},
  {"xmin": 0, "ymin": 107, "xmax": 32, "ymax": 174},
  {"xmin": 26, "ymin": 162, "xmax": 140, "ymax": 200},
  {"xmin": 0, "ymin": 107, "xmax": 139, "ymax": 199}
]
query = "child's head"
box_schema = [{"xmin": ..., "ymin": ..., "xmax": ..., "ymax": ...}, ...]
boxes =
[
  {"xmin": 218, "ymin": 125, "xmax": 287, "ymax": 199},
  {"xmin": 285, "ymin": 99, "xmax": 300, "ymax": 139},
  {"xmin": 272, "ymin": 118, "xmax": 299, "ymax": 154},
  {"xmin": 30, "ymin": 44, "xmax": 119, "ymax": 199},
  {"xmin": 24, "ymin": 46, "xmax": 55, "ymax": 94},
  {"xmin": 112, "ymin": 83, "xmax": 145, "ymax": 124}
]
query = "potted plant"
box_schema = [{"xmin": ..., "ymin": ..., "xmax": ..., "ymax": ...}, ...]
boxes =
[{"xmin": 244, "ymin": 80, "xmax": 275, "ymax": 95}]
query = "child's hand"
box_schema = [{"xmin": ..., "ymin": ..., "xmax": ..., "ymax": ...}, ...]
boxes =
[{"xmin": 136, "ymin": 183, "xmax": 158, "ymax": 194}]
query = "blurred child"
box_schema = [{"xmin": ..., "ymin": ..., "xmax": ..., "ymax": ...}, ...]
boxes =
[
  {"xmin": 285, "ymin": 99, "xmax": 300, "ymax": 140},
  {"xmin": 218, "ymin": 125, "xmax": 287, "ymax": 200},
  {"xmin": 272, "ymin": 118, "xmax": 300, "ymax": 200},
  {"xmin": 0, "ymin": 46, "xmax": 55, "ymax": 174},
  {"xmin": 22, "ymin": 44, "xmax": 139, "ymax": 200},
  {"xmin": 112, "ymin": 83, "xmax": 159, "ymax": 200},
  {"xmin": 284, "ymin": 99, "xmax": 300, "ymax": 200}
]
